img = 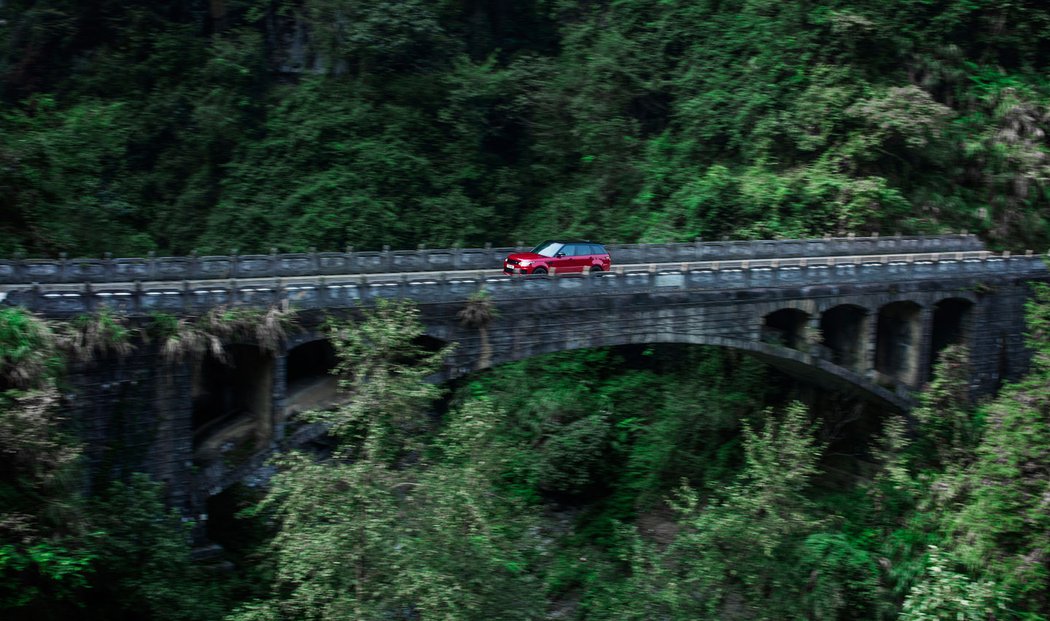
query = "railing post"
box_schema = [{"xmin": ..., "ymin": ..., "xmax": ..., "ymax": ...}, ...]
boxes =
[
  {"xmin": 230, "ymin": 250, "xmax": 240, "ymax": 278},
  {"xmin": 317, "ymin": 276, "xmax": 328, "ymax": 307},
  {"xmin": 147, "ymin": 251, "xmax": 157, "ymax": 280},
  {"xmin": 451, "ymin": 245, "xmax": 462, "ymax": 270},
  {"xmin": 103, "ymin": 252, "xmax": 115, "ymax": 281},
  {"xmin": 274, "ymin": 277, "xmax": 285, "ymax": 310},
  {"xmin": 133, "ymin": 280, "xmax": 143, "ymax": 314},
  {"xmin": 58, "ymin": 252, "xmax": 69, "ymax": 283},
  {"xmin": 83, "ymin": 282, "xmax": 95, "ymax": 313},
  {"xmin": 382, "ymin": 245, "xmax": 391, "ymax": 272},
  {"xmin": 915, "ymin": 306, "xmax": 935, "ymax": 388},
  {"xmin": 359, "ymin": 274, "xmax": 370, "ymax": 303},
  {"xmin": 182, "ymin": 280, "xmax": 192, "ymax": 313}
]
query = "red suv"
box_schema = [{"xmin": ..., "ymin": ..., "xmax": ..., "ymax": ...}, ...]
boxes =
[{"xmin": 503, "ymin": 240, "xmax": 612, "ymax": 275}]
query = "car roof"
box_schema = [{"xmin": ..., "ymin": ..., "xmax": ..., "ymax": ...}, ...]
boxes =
[{"xmin": 537, "ymin": 239, "xmax": 605, "ymax": 245}]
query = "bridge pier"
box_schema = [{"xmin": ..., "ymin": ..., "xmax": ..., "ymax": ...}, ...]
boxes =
[
  {"xmin": 272, "ymin": 349, "xmax": 287, "ymax": 443},
  {"xmin": 875, "ymin": 301, "xmax": 923, "ymax": 388},
  {"xmin": 915, "ymin": 306, "xmax": 935, "ymax": 387}
]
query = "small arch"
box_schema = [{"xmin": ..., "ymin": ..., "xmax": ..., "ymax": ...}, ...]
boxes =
[
  {"xmin": 285, "ymin": 339, "xmax": 340, "ymax": 418},
  {"xmin": 192, "ymin": 344, "xmax": 274, "ymax": 459},
  {"xmin": 762, "ymin": 308, "xmax": 811, "ymax": 350},
  {"xmin": 930, "ymin": 298, "xmax": 973, "ymax": 372},
  {"xmin": 875, "ymin": 301, "xmax": 922, "ymax": 386},
  {"xmin": 820, "ymin": 304, "xmax": 869, "ymax": 373}
]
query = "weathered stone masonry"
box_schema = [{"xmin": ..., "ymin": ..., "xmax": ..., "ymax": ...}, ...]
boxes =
[{"xmin": 2, "ymin": 236, "xmax": 1045, "ymax": 520}]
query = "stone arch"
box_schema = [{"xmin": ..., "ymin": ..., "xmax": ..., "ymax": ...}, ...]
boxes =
[
  {"xmin": 284, "ymin": 338, "xmax": 341, "ymax": 419},
  {"xmin": 930, "ymin": 297, "xmax": 974, "ymax": 372},
  {"xmin": 761, "ymin": 308, "xmax": 811, "ymax": 350},
  {"xmin": 192, "ymin": 344, "xmax": 274, "ymax": 462},
  {"xmin": 441, "ymin": 330, "xmax": 911, "ymax": 411},
  {"xmin": 875, "ymin": 300, "xmax": 923, "ymax": 387},
  {"xmin": 820, "ymin": 304, "xmax": 870, "ymax": 373}
]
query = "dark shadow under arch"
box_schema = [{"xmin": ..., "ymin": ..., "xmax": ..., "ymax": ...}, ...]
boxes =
[
  {"xmin": 762, "ymin": 308, "xmax": 811, "ymax": 350},
  {"xmin": 875, "ymin": 301, "xmax": 922, "ymax": 387},
  {"xmin": 930, "ymin": 298, "xmax": 973, "ymax": 373},
  {"xmin": 820, "ymin": 304, "xmax": 869, "ymax": 373},
  {"xmin": 192, "ymin": 344, "xmax": 274, "ymax": 459}
]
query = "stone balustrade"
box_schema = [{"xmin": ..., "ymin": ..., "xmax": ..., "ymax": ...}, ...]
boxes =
[
  {"xmin": 0, "ymin": 234, "xmax": 985, "ymax": 285},
  {"xmin": 8, "ymin": 252, "xmax": 1044, "ymax": 317}
]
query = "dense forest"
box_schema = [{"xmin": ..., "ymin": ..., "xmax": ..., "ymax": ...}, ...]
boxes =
[
  {"xmin": 3, "ymin": 0, "xmax": 1050, "ymax": 255},
  {"xmin": 3, "ymin": 1, "xmax": 1050, "ymax": 620}
]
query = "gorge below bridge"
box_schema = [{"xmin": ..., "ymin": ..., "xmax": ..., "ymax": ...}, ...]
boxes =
[{"xmin": 1, "ymin": 234, "xmax": 1047, "ymax": 520}]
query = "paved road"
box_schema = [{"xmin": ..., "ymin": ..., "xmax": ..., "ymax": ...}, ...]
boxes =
[{"xmin": 0, "ymin": 249, "xmax": 995, "ymax": 295}]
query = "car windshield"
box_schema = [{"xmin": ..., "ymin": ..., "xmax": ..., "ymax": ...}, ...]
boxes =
[{"xmin": 530, "ymin": 241, "xmax": 563, "ymax": 257}]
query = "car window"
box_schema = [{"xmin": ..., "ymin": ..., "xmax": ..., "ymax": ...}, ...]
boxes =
[
  {"xmin": 563, "ymin": 244, "xmax": 582, "ymax": 256},
  {"xmin": 589, "ymin": 244, "xmax": 605, "ymax": 255},
  {"xmin": 531, "ymin": 241, "xmax": 563, "ymax": 257}
]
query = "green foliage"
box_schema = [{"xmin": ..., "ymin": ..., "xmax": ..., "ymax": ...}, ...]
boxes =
[
  {"xmin": 58, "ymin": 309, "xmax": 136, "ymax": 363},
  {"xmin": 232, "ymin": 301, "xmax": 541, "ymax": 620},
  {"xmin": 0, "ymin": 384, "xmax": 90, "ymax": 615},
  {"xmin": 0, "ymin": 308, "xmax": 62, "ymax": 389},
  {"xmin": 912, "ymin": 345, "xmax": 980, "ymax": 468},
  {"xmin": 308, "ymin": 300, "xmax": 451, "ymax": 456},
  {"xmin": 83, "ymin": 475, "xmax": 227, "ymax": 621},
  {"xmin": 3, "ymin": 2, "xmax": 1050, "ymax": 618},
  {"xmin": 155, "ymin": 305, "xmax": 295, "ymax": 364},
  {"xmin": 536, "ymin": 414, "xmax": 609, "ymax": 495},
  {"xmin": 585, "ymin": 402, "xmax": 882, "ymax": 620},
  {"xmin": 900, "ymin": 546, "xmax": 1009, "ymax": 621},
  {"xmin": 5, "ymin": 0, "xmax": 1050, "ymax": 254}
]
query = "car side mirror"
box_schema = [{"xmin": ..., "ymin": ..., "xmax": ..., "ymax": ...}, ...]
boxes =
[{"xmin": 555, "ymin": 252, "xmax": 566, "ymax": 258}]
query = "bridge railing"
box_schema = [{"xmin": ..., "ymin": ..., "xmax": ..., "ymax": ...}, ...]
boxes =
[
  {"xmin": 6, "ymin": 252, "xmax": 1044, "ymax": 317},
  {"xmin": 0, "ymin": 234, "xmax": 985, "ymax": 285}
]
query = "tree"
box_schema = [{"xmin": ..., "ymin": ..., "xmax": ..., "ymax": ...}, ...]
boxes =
[
  {"xmin": 590, "ymin": 402, "xmax": 881, "ymax": 620},
  {"xmin": 230, "ymin": 301, "xmax": 543, "ymax": 620}
]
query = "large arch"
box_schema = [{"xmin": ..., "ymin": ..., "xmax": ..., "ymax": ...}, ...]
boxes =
[
  {"xmin": 441, "ymin": 330, "xmax": 912, "ymax": 412},
  {"xmin": 199, "ymin": 324, "xmax": 915, "ymax": 502},
  {"xmin": 875, "ymin": 301, "xmax": 923, "ymax": 387},
  {"xmin": 820, "ymin": 304, "xmax": 870, "ymax": 373}
]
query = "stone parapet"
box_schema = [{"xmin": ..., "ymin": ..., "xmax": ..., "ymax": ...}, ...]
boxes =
[
  {"xmin": 0, "ymin": 235, "xmax": 985, "ymax": 285},
  {"xmin": 8, "ymin": 253, "xmax": 1045, "ymax": 318}
]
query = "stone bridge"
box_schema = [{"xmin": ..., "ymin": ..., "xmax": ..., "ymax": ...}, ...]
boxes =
[{"xmin": 2, "ymin": 235, "xmax": 1047, "ymax": 520}]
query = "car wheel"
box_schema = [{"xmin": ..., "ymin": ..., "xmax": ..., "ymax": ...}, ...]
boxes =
[
  {"xmin": 589, "ymin": 265, "xmax": 603, "ymax": 273},
  {"xmin": 532, "ymin": 267, "xmax": 548, "ymax": 275}
]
